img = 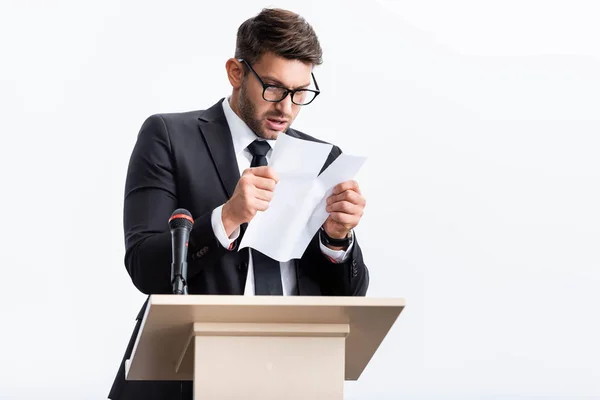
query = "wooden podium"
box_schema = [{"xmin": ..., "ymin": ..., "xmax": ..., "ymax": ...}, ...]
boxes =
[{"xmin": 125, "ymin": 295, "xmax": 405, "ymax": 399}]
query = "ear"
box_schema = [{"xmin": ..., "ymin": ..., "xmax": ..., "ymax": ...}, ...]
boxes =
[{"xmin": 225, "ymin": 58, "xmax": 245, "ymax": 89}]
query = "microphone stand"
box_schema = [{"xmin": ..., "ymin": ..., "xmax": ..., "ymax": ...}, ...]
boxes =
[
  {"xmin": 172, "ymin": 276, "xmax": 187, "ymax": 295},
  {"xmin": 171, "ymin": 263, "xmax": 188, "ymax": 295}
]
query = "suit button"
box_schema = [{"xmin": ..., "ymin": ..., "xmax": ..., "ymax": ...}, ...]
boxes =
[{"xmin": 196, "ymin": 246, "xmax": 209, "ymax": 258}]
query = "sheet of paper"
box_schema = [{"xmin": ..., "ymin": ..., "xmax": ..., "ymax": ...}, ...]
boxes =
[
  {"xmin": 269, "ymin": 132, "xmax": 332, "ymax": 176},
  {"xmin": 303, "ymin": 153, "xmax": 367, "ymax": 252},
  {"xmin": 239, "ymin": 133, "xmax": 366, "ymax": 262}
]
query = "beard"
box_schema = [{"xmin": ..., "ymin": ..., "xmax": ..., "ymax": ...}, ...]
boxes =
[{"xmin": 238, "ymin": 81, "xmax": 290, "ymax": 140}]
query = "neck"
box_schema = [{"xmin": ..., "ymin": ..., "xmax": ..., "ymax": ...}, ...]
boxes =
[{"xmin": 228, "ymin": 91, "xmax": 243, "ymax": 120}]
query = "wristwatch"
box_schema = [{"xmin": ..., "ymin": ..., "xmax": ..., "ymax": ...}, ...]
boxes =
[{"xmin": 319, "ymin": 227, "xmax": 352, "ymax": 247}]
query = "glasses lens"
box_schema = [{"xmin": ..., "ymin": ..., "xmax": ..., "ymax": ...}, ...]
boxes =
[
  {"xmin": 263, "ymin": 86, "xmax": 287, "ymax": 102},
  {"xmin": 292, "ymin": 90, "xmax": 317, "ymax": 105}
]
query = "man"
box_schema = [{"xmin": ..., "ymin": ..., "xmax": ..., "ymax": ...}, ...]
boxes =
[{"xmin": 108, "ymin": 8, "xmax": 369, "ymax": 400}]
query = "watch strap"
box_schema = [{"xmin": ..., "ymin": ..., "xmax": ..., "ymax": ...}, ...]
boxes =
[{"xmin": 320, "ymin": 227, "xmax": 351, "ymax": 247}]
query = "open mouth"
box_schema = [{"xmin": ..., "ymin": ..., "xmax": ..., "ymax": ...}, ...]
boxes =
[{"xmin": 266, "ymin": 118, "xmax": 288, "ymax": 130}]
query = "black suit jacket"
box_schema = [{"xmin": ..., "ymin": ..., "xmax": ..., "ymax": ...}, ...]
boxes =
[{"xmin": 108, "ymin": 99, "xmax": 369, "ymax": 399}]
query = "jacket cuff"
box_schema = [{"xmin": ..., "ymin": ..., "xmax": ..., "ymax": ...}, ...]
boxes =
[{"xmin": 318, "ymin": 230, "xmax": 354, "ymax": 263}]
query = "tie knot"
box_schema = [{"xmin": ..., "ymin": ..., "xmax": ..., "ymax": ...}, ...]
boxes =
[{"xmin": 247, "ymin": 140, "xmax": 271, "ymax": 158}]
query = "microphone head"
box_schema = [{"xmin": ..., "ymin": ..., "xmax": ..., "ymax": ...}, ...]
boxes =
[{"xmin": 169, "ymin": 208, "xmax": 194, "ymax": 230}]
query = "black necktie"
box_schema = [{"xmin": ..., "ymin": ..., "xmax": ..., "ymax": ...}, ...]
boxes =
[{"xmin": 246, "ymin": 140, "xmax": 283, "ymax": 295}]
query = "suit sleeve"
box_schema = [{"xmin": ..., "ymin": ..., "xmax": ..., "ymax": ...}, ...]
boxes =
[
  {"xmin": 300, "ymin": 233, "xmax": 369, "ymax": 296},
  {"xmin": 123, "ymin": 115, "xmax": 231, "ymax": 294}
]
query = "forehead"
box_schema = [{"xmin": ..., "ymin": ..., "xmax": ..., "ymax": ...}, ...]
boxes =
[{"xmin": 252, "ymin": 52, "xmax": 313, "ymax": 88}]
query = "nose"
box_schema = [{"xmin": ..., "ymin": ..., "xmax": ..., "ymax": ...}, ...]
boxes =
[{"xmin": 275, "ymin": 93, "xmax": 293, "ymax": 117}]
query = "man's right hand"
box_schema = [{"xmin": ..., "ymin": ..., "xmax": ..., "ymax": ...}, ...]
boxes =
[{"xmin": 221, "ymin": 166, "xmax": 279, "ymax": 237}]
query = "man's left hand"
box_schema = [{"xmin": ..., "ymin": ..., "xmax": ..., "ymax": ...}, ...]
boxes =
[{"xmin": 323, "ymin": 180, "xmax": 366, "ymax": 240}]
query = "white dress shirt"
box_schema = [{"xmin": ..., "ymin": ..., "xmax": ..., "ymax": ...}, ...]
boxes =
[{"xmin": 210, "ymin": 97, "xmax": 353, "ymax": 296}]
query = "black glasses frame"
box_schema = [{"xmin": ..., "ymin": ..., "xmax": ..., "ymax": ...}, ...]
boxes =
[{"xmin": 238, "ymin": 58, "xmax": 320, "ymax": 106}]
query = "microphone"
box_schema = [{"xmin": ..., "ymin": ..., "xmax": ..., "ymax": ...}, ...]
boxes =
[{"xmin": 169, "ymin": 208, "xmax": 194, "ymax": 295}]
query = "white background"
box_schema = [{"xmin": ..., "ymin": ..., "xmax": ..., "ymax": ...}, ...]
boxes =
[{"xmin": 1, "ymin": 0, "xmax": 599, "ymax": 399}]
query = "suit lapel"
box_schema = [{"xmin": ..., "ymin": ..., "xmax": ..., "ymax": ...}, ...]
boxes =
[{"xmin": 197, "ymin": 99, "xmax": 240, "ymax": 198}]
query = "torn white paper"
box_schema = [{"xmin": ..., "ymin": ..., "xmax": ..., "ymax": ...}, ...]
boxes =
[{"xmin": 239, "ymin": 133, "xmax": 367, "ymax": 262}]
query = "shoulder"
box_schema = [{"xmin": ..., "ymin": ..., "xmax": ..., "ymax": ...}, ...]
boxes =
[
  {"xmin": 135, "ymin": 110, "xmax": 207, "ymax": 144},
  {"xmin": 143, "ymin": 109, "xmax": 204, "ymax": 129},
  {"xmin": 140, "ymin": 99, "xmax": 226, "ymax": 133}
]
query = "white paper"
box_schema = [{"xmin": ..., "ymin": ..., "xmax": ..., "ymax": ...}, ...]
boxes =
[{"xmin": 239, "ymin": 133, "xmax": 367, "ymax": 262}]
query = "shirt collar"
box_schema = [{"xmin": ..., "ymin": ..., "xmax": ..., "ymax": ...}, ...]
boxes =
[{"xmin": 221, "ymin": 97, "xmax": 276, "ymax": 156}]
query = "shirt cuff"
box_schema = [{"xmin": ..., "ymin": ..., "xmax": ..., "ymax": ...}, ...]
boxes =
[
  {"xmin": 211, "ymin": 205, "xmax": 240, "ymax": 250},
  {"xmin": 318, "ymin": 231, "xmax": 354, "ymax": 263}
]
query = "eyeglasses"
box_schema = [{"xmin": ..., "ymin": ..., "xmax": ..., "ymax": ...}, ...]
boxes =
[{"xmin": 238, "ymin": 58, "xmax": 320, "ymax": 106}]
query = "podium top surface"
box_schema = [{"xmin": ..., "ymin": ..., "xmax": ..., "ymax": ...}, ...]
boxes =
[
  {"xmin": 127, "ymin": 295, "xmax": 405, "ymax": 381},
  {"xmin": 146, "ymin": 294, "xmax": 404, "ymax": 307}
]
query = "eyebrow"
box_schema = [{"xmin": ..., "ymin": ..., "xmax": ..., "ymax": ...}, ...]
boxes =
[{"xmin": 262, "ymin": 75, "xmax": 311, "ymax": 90}]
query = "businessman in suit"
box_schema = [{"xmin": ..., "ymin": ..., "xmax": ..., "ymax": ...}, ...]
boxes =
[{"xmin": 109, "ymin": 8, "xmax": 369, "ymax": 400}]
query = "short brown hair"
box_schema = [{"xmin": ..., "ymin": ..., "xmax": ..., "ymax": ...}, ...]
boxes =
[{"xmin": 235, "ymin": 8, "xmax": 323, "ymax": 67}]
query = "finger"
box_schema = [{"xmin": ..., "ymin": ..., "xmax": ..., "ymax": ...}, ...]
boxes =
[
  {"xmin": 249, "ymin": 166, "xmax": 279, "ymax": 182},
  {"xmin": 252, "ymin": 198, "xmax": 271, "ymax": 212},
  {"xmin": 254, "ymin": 187, "xmax": 274, "ymax": 202},
  {"xmin": 252, "ymin": 176, "xmax": 277, "ymax": 192},
  {"xmin": 328, "ymin": 212, "xmax": 359, "ymax": 225},
  {"xmin": 332, "ymin": 180, "xmax": 360, "ymax": 195},
  {"xmin": 327, "ymin": 190, "xmax": 365, "ymax": 207},
  {"xmin": 326, "ymin": 200, "xmax": 362, "ymax": 215}
]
